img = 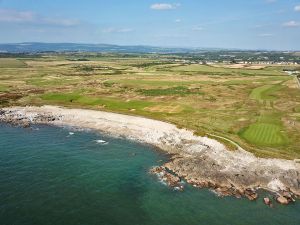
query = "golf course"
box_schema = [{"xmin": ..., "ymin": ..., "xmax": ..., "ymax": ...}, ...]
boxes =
[{"xmin": 1, "ymin": 53, "xmax": 300, "ymax": 159}]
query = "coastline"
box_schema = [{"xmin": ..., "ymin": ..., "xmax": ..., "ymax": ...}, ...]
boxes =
[{"xmin": 1, "ymin": 105, "xmax": 299, "ymax": 203}]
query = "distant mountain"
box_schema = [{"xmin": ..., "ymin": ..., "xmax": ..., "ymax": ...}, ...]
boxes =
[{"xmin": 0, "ymin": 42, "xmax": 212, "ymax": 53}]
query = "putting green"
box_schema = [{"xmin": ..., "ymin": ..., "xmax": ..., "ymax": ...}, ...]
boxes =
[{"xmin": 240, "ymin": 123, "xmax": 288, "ymax": 146}]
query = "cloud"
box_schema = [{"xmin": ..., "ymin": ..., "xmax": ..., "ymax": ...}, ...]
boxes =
[
  {"xmin": 0, "ymin": 8, "xmax": 35, "ymax": 22},
  {"xmin": 175, "ymin": 19, "xmax": 181, "ymax": 23},
  {"xmin": 42, "ymin": 18, "xmax": 80, "ymax": 27},
  {"xmin": 258, "ymin": 33, "xmax": 273, "ymax": 37},
  {"xmin": 265, "ymin": 0, "xmax": 277, "ymax": 3},
  {"xmin": 282, "ymin": 20, "xmax": 300, "ymax": 27},
  {"xmin": 192, "ymin": 26, "xmax": 204, "ymax": 31},
  {"xmin": 0, "ymin": 8, "xmax": 80, "ymax": 27},
  {"xmin": 150, "ymin": 3, "xmax": 180, "ymax": 10},
  {"xmin": 295, "ymin": 5, "xmax": 300, "ymax": 12},
  {"xmin": 102, "ymin": 27, "xmax": 134, "ymax": 33},
  {"xmin": 253, "ymin": 24, "xmax": 265, "ymax": 28}
]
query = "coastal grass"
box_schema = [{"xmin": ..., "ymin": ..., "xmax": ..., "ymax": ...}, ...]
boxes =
[
  {"xmin": 41, "ymin": 93, "xmax": 155, "ymax": 112},
  {"xmin": 138, "ymin": 86, "xmax": 204, "ymax": 96},
  {"xmin": 1, "ymin": 53, "xmax": 300, "ymax": 159},
  {"xmin": 26, "ymin": 77, "xmax": 79, "ymax": 87},
  {"xmin": 41, "ymin": 93, "xmax": 81, "ymax": 103},
  {"xmin": 104, "ymin": 79, "xmax": 195, "ymax": 87},
  {"xmin": 170, "ymin": 64, "xmax": 285, "ymax": 76},
  {"xmin": 294, "ymin": 106, "xmax": 300, "ymax": 113},
  {"xmin": 0, "ymin": 85, "xmax": 9, "ymax": 92}
]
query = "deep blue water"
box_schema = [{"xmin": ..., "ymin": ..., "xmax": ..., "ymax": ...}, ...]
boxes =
[{"xmin": 0, "ymin": 123, "xmax": 299, "ymax": 225}]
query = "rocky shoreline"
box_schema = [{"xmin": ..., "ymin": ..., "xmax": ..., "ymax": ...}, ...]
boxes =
[
  {"xmin": 0, "ymin": 108, "xmax": 61, "ymax": 127},
  {"xmin": 1, "ymin": 106, "xmax": 300, "ymax": 205},
  {"xmin": 150, "ymin": 159, "xmax": 297, "ymax": 206}
]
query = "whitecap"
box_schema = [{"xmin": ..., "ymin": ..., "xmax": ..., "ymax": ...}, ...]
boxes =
[
  {"xmin": 209, "ymin": 189, "xmax": 223, "ymax": 197},
  {"xmin": 95, "ymin": 140, "xmax": 108, "ymax": 145},
  {"xmin": 69, "ymin": 132, "xmax": 75, "ymax": 135}
]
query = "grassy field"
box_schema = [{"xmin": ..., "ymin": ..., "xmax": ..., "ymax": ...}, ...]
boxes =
[
  {"xmin": 1, "ymin": 54, "xmax": 300, "ymax": 159},
  {"xmin": 0, "ymin": 58, "xmax": 27, "ymax": 68}
]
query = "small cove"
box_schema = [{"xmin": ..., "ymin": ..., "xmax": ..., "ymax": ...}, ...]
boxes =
[{"xmin": 0, "ymin": 123, "xmax": 299, "ymax": 225}]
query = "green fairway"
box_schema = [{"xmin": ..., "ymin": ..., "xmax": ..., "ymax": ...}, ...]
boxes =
[
  {"xmin": 240, "ymin": 123, "xmax": 288, "ymax": 146},
  {"xmin": 250, "ymin": 84, "xmax": 283, "ymax": 101}
]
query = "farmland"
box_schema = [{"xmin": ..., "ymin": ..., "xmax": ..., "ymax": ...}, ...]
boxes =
[{"xmin": 1, "ymin": 53, "xmax": 300, "ymax": 159}]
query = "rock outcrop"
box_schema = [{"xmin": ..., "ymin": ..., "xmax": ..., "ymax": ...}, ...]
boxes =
[
  {"xmin": 0, "ymin": 108, "xmax": 61, "ymax": 127},
  {"xmin": 150, "ymin": 166, "xmax": 184, "ymax": 191}
]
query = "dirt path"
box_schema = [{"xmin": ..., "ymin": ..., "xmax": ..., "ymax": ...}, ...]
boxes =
[{"xmin": 208, "ymin": 133, "xmax": 243, "ymax": 150}]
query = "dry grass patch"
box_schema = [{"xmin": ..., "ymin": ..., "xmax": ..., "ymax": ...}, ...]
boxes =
[{"xmin": 144, "ymin": 105, "xmax": 183, "ymax": 114}]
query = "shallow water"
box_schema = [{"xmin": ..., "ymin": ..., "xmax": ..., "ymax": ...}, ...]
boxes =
[{"xmin": 0, "ymin": 123, "xmax": 299, "ymax": 225}]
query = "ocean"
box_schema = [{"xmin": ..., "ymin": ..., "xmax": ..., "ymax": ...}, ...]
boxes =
[{"xmin": 0, "ymin": 123, "xmax": 299, "ymax": 225}]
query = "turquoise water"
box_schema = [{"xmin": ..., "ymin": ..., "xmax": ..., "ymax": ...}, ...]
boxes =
[{"xmin": 0, "ymin": 123, "xmax": 299, "ymax": 225}]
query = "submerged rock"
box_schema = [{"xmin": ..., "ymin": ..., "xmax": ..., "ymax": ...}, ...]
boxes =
[
  {"xmin": 244, "ymin": 188, "xmax": 258, "ymax": 201},
  {"xmin": 276, "ymin": 196, "xmax": 289, "ymax": 205},
  {"xmin": 214, "ymin": 186, "xmax": 242, "ymax": 198},
  {"xmin": 150, "ymin": 166, "xmax": 184, "ymax": 191},
  {"xmin": 23, "ymin": 121, "xmax": 30, "ymax": 128},
  {"xmin": 282, "ymin": 191, "xmax": 296, "ymax": 202},
  {"xmin": 263, "ymin": 197, "xmax": 272, "ymax": 207}
]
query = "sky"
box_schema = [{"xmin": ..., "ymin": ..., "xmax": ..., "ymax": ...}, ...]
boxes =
[{"xmin": 0, "ymin": 0, "xmax": 300, "ymax": 50}]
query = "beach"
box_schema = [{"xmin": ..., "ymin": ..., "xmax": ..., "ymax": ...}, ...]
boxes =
[{"xmin": 1, "ymin": 105, "xmax": 299, "ymax": 202}]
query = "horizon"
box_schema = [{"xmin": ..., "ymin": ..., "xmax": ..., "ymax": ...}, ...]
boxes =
[
  {"xmin": 0, "ymin": 42, "xmax": 299, "ymax": 52},
  {"xmin": 0, "ymin": 0, "xmax": 300, "ymax": 50}
]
